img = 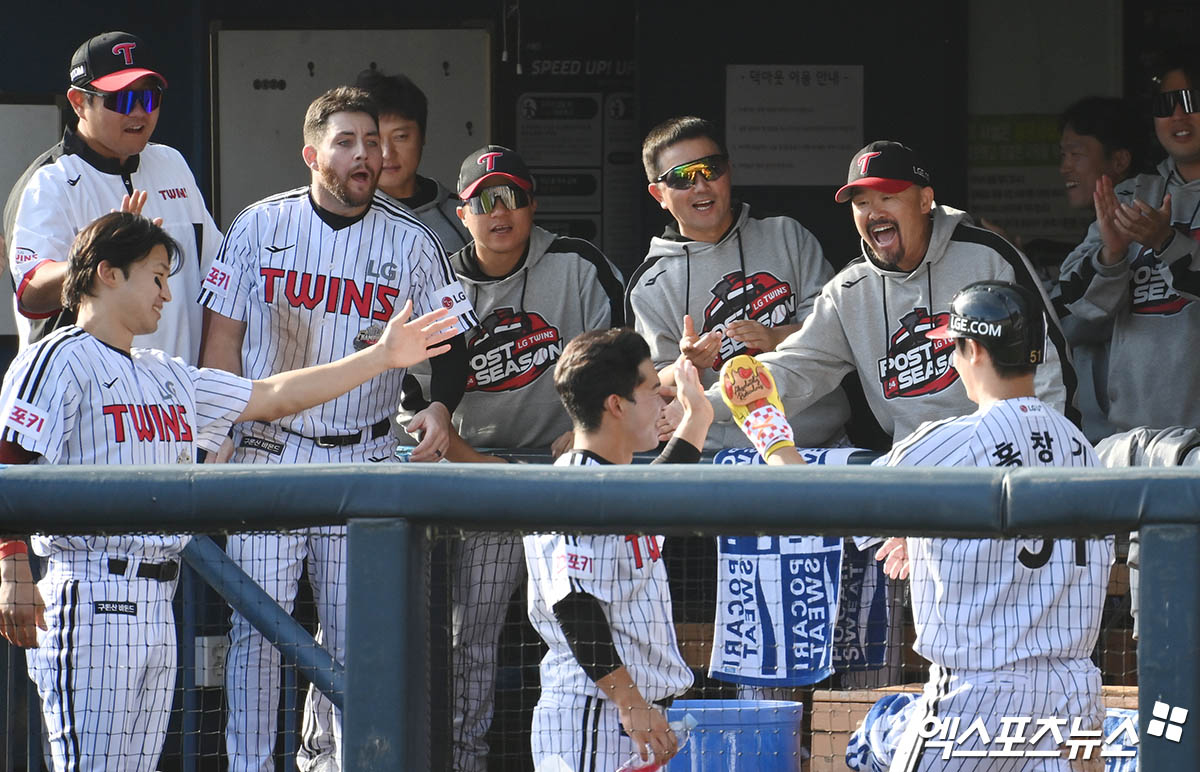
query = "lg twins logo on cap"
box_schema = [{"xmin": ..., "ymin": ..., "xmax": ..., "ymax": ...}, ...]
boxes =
[
  {"xmin": 477, "ymin": 151, "xmax": 503, "ymax": 171},
  {"xmin": 111, "ymin": 42, "xmax": 137, "ymax": 65},
  {"xmin": 856, "ymin": 151, "xmax": 882, "ymax": 175}
]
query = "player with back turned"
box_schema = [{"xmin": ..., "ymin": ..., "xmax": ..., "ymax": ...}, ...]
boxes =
[
  {"xmin": 0, "ymin": 211, "xmax": 457, "ymax": 772},
  {"xmin": 723, "ymin": 281, "xmax": 1112, "ymax": 771},
  {"xmin": 197, "ymin": 85, "xmax": 477, "ymax": 772}
]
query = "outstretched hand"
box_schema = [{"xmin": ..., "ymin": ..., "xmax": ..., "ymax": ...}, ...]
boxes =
[{"xmin": 377, "ymin": 301, "xmax": 460, "ymax": 370}]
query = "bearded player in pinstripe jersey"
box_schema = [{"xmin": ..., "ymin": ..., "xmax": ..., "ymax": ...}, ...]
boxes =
[
  {"xmin": 197, "ymin": 86, "xmax": 477, "ymax": 772},
  {"xmin": 724, "ymin": 281, "xmax": 1112, "ymax": 771}
]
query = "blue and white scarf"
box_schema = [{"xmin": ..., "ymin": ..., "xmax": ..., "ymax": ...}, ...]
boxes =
[{"xmin": 708, "ymin": 447, "xmax": 889, "ymax": 686}]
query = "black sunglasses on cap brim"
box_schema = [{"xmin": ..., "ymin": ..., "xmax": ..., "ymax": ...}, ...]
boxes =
[
  {"xmin": 464, "ymin": 184, "xmax": 532, "ymax": 214},
  {"xmin": 1152, "ymin": 88, "xmax": 1200, "ymax": 118},
  {"xmin": 655, "ymin": 154, "xmax": 729, "ymax": 190}
]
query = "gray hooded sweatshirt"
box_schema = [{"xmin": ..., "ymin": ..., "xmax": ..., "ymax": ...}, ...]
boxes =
[
  {"xmin": 626, "ymin": 202, "xmax": 850, "ymax": 449},
  {"xmin": 408, "ymin": 225, "xmax": 623, "ymax": 449},
  {"xmin": 708, "ymin": 205, "xmax": 1077, "ymax": 442},
  {"xmin": 1054, "ymin": 158, "xmax": 1200, "ymax": 433},
  {"xmin": 381, "ymin": 175, "xmax": 472, "ymax": 255}
]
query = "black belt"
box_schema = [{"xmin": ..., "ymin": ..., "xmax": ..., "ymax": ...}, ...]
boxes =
[
  {"xmin": 283, "ymin": 418, "xmax": 391, "ymax": 448},
  {"xmin": 107, "ymin": 558, "xmax": 179, "ymax": 582}
]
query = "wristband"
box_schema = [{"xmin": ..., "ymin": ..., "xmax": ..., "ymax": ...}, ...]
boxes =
[
  {"xmin": 0, "ymin": 540, "xmax": 29, "ymax": 559},
  {"xmin": 738, "ymin": 403, "xmax": 796, "ymax": 459}
]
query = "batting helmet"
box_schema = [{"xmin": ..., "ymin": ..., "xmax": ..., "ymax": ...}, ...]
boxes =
[{"xmin": 927, "ymin": 280, "xmax": 1045, "ymax": 366}]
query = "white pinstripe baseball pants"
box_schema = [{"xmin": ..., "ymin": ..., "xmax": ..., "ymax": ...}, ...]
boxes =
[
  {"xmin": 27, "ymin": 552, "xmax": 179, "ymax": 772},
  {"xmin": 889, "ymin": 658, "xmax": 1104, "ymax": 772}
]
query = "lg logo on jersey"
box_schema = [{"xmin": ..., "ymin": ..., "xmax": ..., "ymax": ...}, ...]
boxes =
[{"xmin": 366, "ymin": 259, "xmax": 397, "ymax": 281}]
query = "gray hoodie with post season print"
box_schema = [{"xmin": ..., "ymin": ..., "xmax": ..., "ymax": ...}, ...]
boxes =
[
  {"xmin": 707, "ymin": 205, "xmax": 1077, "ymax": 443},
  {"xmin": 407, "ymin": 225, "xmax": 624, "ymax": 449},
  {"xmin": 1053, "ymin": 159, "xmax": 1200, "ymax": 433},
  {"xmin": 626, "ymin": 202, "xmax": 851, "ymax": 450}
]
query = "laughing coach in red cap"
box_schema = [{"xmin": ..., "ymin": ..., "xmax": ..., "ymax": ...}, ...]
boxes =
[{"xmin": 700, "ymin": 139, "xmax": 1078, "ymax": 447}]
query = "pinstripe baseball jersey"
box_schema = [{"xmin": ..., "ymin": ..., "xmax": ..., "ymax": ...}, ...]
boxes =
[
  {"xmin": 5, "ymin": 129, "xmax": 221, "ymax": 361},
  {"xmin": 876, "ymin": 397, "xmax": 1113, "ymax": 670},
  {"xmin": 0, "ymin": 325, "xmax": 251, "ymax": 558},
  {"xmin": 198, "ymin": 189, "xmax": 477, "ymax": 438},
  {"xmin": 523, "ymin": 451, "xmax": 693, "ymax": 702}
]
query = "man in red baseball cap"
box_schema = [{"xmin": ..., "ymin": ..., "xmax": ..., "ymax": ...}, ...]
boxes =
[
  {"xmin": 4, "ymin": 31, "xmax": 220, "ymax": 365},
  {"xmin": 696, "ymin": 139, "xmax": 1077, "ymax": 450}
]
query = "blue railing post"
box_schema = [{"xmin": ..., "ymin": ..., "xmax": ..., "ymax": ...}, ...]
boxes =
[
  {"xmin": 344, "ymin": 517, "xmax": 427, "ymax": 771},
  {"xmin": 1137, "ymin": 524, "xmax": 1200, "ymax": 766}
]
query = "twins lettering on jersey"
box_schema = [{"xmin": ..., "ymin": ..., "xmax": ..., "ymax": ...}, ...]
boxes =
[
  {"xmin": 878, "ymin": 308, "xmax": 958, "ymax": 399},
  {"xmin": 625, "ymin": 534, "xmax": 661, "ymax": 569},
  {"xmin": 702, "ymin": 271, "xmax": 796, "ymax": 369},
  {"xmin": 1129, "ymin": 225, "xmax": 1200, "ymax": 315},
  {"xmin": 260, "ymin": 268, "xmax": 399, "ymax": 322},
  {"xmin": 13, "ymin": 247, "xmax": 38, "ymax": 266},
  {"xmin": 158, "ymin": 187, "xmax": 188, "ymax": 200},
  {"xmin": 102, "ymin": 403, "xmax": 193, "ymax": 444},
  {"xmin": 466, "ymin": 307, "xmax": 562, "ymax": 392}
]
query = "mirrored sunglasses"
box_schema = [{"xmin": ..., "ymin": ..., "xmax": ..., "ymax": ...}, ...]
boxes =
[
  {"xmin": 1152, "ymin": 88, "xmax": 1200, "ymax": 118},
  {"xmin": 76, "ymin": 86, "xmax": 164, "ymax": 115},
  {"xmin": 655, "ymin": 154, "xmax": 729, "ymax": 190},
  {"xmin": 465, "ymin": 184, "xmax": 531, "ymax": 214}
]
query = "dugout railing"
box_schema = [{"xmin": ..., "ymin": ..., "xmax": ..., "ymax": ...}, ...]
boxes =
[{"xmin": 0, "ymin": 462, "xmax": 1192, "ymax": 770}]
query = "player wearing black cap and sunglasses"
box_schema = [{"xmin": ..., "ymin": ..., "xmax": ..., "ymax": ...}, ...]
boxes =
[
  {"xmin": 1054, "ymin": 47, "xmax": 1200, "ymax": 432},
  {"xmin": 3, "ymin": 31, "xmax": 221, "ymax": 364}
]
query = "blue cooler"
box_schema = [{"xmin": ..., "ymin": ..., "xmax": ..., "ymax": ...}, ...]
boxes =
[{"xmin": 666, "ymin": 699, "xmax": 804, "ymax": 771}]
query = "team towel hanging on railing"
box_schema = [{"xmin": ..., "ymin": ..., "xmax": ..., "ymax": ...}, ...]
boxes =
[{"xmin": 708, "ymin": 447, "xmax": 889, "ymax": 686}]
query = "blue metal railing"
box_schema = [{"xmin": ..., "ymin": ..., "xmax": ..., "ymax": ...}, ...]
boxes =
[{"xmin": 0, "ymin": 463, "xmax": 1194, "ymax": 770}]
